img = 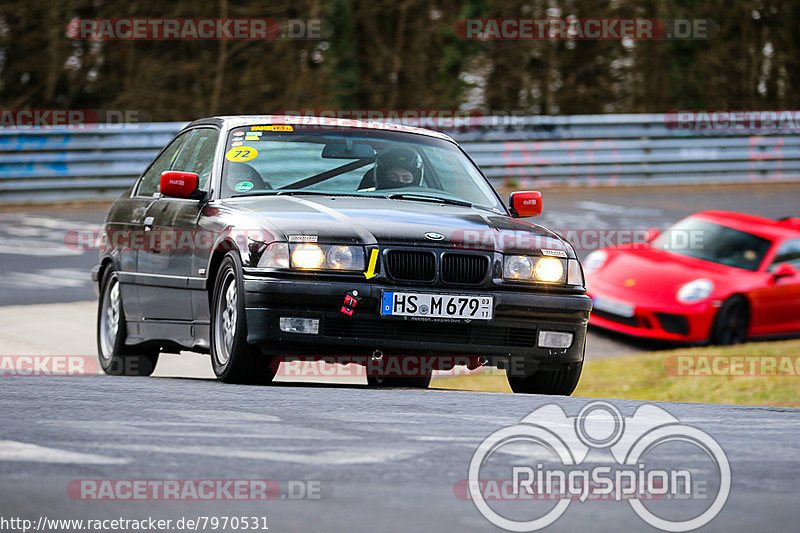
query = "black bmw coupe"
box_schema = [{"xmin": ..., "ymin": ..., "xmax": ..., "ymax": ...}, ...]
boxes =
[{"xmin": 93, "ymin": 116, "xmax": 591, "ymax": 394}]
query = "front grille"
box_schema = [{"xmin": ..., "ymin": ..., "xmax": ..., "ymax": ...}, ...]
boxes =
[
  {"xmin": 441, "ymin": 253, "xmax": 489, "ymax": 284},
  {"xmin": 385, "ymin": 250, "xmax": 436, "ymax": 282},
  {"xmin": 592, "ymin": 309, "xmax": 640, "ymax": 328},
  {"xmin": 324, "ymin": 318, "xmax": 537, "ymax": 347}
]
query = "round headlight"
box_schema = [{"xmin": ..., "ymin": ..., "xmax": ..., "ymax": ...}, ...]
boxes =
[
  {"xmin": 292, "ymin": 244, "xmax": 324, "ymax": 269},
  {"xmin": 677, "ymin": 278, "xmax": 714, "ymax": 303},
  {"xmin": 327, "ymin": 246, "xmax": 356, "ymax": 270},
  {"xmin": 534, "ymin": 257, "xmax": 564, "ymax": 282},
  {"xmin": 583, "ymin": 250, "xmax": 607, "ymax": 274},
  {"xmin": 504, "ymin": 256, "xmax": 533, "ymax": 280}
]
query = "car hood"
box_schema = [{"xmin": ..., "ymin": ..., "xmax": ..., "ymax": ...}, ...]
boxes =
[
  {"xmin": 226, "ymin": 195, "xmax": 573, "ymax": 256},
  {"xmin": 588, "ymin": 246, "xmax": 738, "ymax": 300}
]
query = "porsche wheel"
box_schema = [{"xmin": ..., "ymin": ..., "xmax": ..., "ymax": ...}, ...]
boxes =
[{"xmin": 710, "ymin": 296, "xmax": 749, "ymax": 345}]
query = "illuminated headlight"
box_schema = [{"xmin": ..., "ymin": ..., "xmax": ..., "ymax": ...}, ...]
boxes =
[
  {"xmin": 292, "ymin": 244, "xmax": 325, "ymax": 269},
  {"xmin": 290, "ymin": 244, "xmax": 365, "ymax": 271},
  {"xmin": 503, "ymin": 255, "xmax": 566, "ymax": 283},
  {"xmin": 535, "ymin": 257, "xmax": 564, "ymax": 282},
  {"xmin": 258, "ymin": 243, "xmax": 365, "ymax": 271},
  {"xmin": 257, "ymin": 242, "xmax": 290, "ymax": 268},
  {"xmin": 583, "ymin": 250, "xmax": 607, "ymax": 274},
  {"xmin": 677, "ymin": 278, "xmax": 714, "ymax": 303}
]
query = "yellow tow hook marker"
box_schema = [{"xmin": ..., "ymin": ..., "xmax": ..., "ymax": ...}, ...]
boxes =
[{"xmin": 364, "ymin": 249, "xmax": 379, "ymax": 279}]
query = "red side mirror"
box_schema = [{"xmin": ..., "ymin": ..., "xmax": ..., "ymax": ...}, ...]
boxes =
[
  {"xmin": 160, "ymin": 171, "xmax": 199, "ymax": 199},
  {"xmin": 509, "ymin": 191, "xmax": 543, "ymax": 217},
  {"xmin": 772, "ymin": 262, "xmax": 798, "ymax": 280}
]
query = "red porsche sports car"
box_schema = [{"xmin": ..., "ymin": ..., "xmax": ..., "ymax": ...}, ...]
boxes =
[{"xmin": 585, "ymin": 211, "xmax": 800, "ymax": 344}]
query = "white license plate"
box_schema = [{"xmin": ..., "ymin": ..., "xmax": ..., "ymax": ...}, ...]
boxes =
[
  {"xmin": 381, "ymin": 291, "xmax": 493, "ymax": 320},
  {"xmin": 592, "ymin": 295, "xmax": 635, "ymax": 317}
]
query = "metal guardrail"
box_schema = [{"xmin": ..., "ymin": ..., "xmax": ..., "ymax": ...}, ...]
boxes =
[{"xmin": 1, "ymin": 114, "xmax": 799, "ymax": 204}]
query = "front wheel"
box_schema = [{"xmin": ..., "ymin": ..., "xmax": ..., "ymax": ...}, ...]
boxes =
[
  {"xmin": 507, "ymin": 363, "xmax": 583, "ymax": 395},
  {"xmin": 97, "ymin": 267, "xmax": 158, "ymax": 376},
  {"xmin": 210, "ymin": 252, "xmax": 276, "ymax": 384},
  {"xmin": 710, "ymin": 296, "xmax": 749, "ymax": 345}
]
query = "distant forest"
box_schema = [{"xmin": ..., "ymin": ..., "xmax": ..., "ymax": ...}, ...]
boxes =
[{"xmin": 0, "ymin": 0, "xmax": 796, "ymax": 120}]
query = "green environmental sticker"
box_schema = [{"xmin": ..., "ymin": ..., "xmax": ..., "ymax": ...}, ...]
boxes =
[{"xmin": 234, "ymin": 181, "xmax": 254, "ymax": 192}]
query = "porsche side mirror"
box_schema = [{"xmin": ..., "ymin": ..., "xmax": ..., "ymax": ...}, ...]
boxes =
[
  {"xmin": 509, "ymin": 191, "xmax": 543, "ymax": 218},
  {"xmin": 160, "ymin": 171, "xmax": 204, "ymax": 200},
  {"xmin": 772, "ymin": 262, "xmax": 798, "ymax": 280}
]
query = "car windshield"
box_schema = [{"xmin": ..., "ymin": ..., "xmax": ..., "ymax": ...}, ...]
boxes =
[
  {"xmin": 653, "ymin": 216, "xmax": 772, "ymax": 271},
  {"xmin": 220, "ymin": 125, "xmax": 504, "ymax": 211}
]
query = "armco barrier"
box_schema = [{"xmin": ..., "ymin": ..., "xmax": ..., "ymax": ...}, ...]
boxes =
[{"xmin": 1, "ymin": 114, "xmax": 799, "ymax": 204}]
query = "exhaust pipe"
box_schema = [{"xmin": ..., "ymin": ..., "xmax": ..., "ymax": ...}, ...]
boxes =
[{"xmin": 372, "ymin": 350, "xmax": 384, "ymax": 361}]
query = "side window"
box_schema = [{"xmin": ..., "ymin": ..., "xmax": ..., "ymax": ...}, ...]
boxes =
[
  {"xmin": 137, "ymin": 131, "xmax": 191, "ymax": 196},
  {"xmin": 172, "ymin": 128, "xmax": 220, "ymax": 191},
  {"xmin": 769, "ymin": 239, "xmax": 800, "ymax": 270}
]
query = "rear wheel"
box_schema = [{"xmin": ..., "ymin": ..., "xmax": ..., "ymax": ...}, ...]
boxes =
[
  {"xmin": 211, "ymin": 252, "xmax": 276, "ymax": 384},
  {"xmin": 710, "ymin": 296, "xmax": 749, "ymax": 345},
  {"xmin": 97, "ymin": 267, "xmax": 159, "ymax": 376},
  {"xmin": 507, "ymin": 363, "xmax": 583, "ymax": 395}
]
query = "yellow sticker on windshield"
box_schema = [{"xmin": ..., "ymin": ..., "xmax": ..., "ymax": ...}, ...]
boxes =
[
  {"xmin": 251, "ymin": 125, "xmax": 293, "ymax": 132},
  {"xmin": 225, "ymin": 147, "xmax": 258, "ymax": 163}
]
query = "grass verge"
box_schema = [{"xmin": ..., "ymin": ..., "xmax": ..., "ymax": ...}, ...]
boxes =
[{"xmin": 430, "ymin": 339, "xmax": 800, "ymax": 407}]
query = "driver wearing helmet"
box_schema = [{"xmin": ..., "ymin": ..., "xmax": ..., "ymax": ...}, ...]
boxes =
[{"xmin": 374, "ymin": 147, "xmax": 424, "ymax": 189}]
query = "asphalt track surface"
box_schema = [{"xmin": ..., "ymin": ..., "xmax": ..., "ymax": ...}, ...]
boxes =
[
  {"xmin": 1, "ymin": 185, "xmax": 799, "ymax": 531},
  {"xmin": 1, "ymin": 377, "xmax": 798, "ymax": 532}
]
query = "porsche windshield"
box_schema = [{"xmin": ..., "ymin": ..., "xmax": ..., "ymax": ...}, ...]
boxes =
[
  {"xmin": 220, "ymin": 126, "xmax": 504, "ymax": 211},
  {"xmin": 654, "ymin": 217, "xmax": 772, "ymax": 271}
]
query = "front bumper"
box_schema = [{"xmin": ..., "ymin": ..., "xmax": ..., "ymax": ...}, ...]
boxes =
[
  {"xmin": 243, "ymin": 275, "xmax": 591, "ymax": 370},
  {"xmin": 587, "ymin": 290, "xmax": 717, "ymax": 342}
]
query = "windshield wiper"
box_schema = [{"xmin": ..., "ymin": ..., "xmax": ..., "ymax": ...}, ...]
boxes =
[{"xmin": 386, "ymin": 193, "xmax": 472, "ymax": 208}]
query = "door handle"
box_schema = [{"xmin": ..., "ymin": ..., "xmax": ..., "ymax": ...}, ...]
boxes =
[{"xmin": 144, "ymin": 216, "xmax": 154, "ymax": 232}]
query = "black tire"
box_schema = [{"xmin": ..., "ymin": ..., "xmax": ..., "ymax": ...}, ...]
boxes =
[
  {"xmin": 507, "ymin": 362, "xmax": 583, "ymax": 395},
  {"xmin": 210, "ymin": 252, "xmax": 276, "ymax": 384},
  {"xmin": 97, "ymin": 267, "xmax": 159, "ymax": 376},
  {"xmin": 710, "ymin": 296, "xmax": 749, "ymax": 345}
]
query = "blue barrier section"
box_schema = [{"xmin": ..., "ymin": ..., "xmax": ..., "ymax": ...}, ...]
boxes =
[{"xmin": 1, "ymin": 115, "xmax": 799, "ymax": 204}]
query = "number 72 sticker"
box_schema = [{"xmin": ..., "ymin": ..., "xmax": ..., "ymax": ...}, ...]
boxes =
[{"xmin": 225, "ymin": 146, "xmax": 259, "ymax": 162}]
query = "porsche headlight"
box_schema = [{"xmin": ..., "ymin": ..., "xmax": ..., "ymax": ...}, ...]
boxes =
[
  {"xmin": 583, "ymin": 250, "xmax": 607, "ymax": 274},
  {"xmin": 503, "ymin": 255, "xmax": 567, "ymax": 283},
  {"xmin": 677, "ymin": 278, "xmax": 714, "ymax": 303}
]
